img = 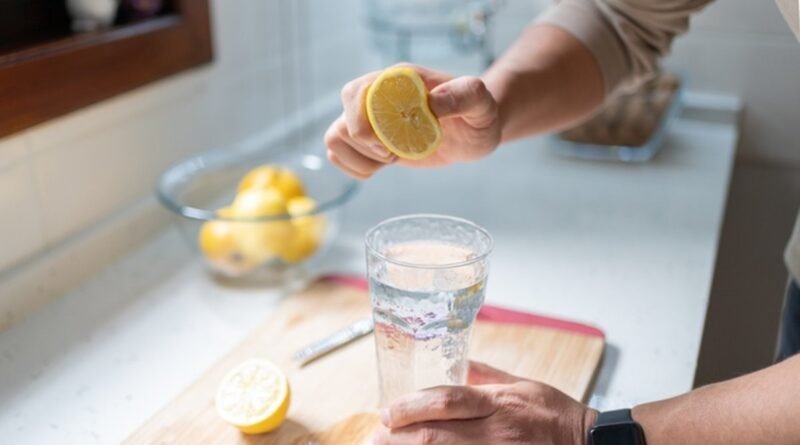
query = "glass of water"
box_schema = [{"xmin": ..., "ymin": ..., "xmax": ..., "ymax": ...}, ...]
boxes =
[{"xmin": 365, "ymin": 214, "xmax": 493, "ymax": 407}]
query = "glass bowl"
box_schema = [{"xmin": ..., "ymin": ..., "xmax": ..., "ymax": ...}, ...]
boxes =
[{"xmin": 157, "ymin": 140, "xmax": 359, "ymax": 285}]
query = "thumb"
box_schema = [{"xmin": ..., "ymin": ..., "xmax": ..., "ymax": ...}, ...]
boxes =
[{"xmin": 429, "ymin": 76, "xmax": 497, "ymax": 128}]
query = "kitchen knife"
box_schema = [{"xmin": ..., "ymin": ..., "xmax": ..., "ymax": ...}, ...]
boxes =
[{"xmin": 293, "ymin": 317, "xmax": 375, "ymax": 366}]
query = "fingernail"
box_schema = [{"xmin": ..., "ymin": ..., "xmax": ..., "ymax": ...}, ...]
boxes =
[
  {"xmin": 388, "ymin": 154, "xmax": 398, "ymax": 164},
  {"xmin": 380, "ymin": 408, "xmax": 391, "ymax": 426},
  {"xmin": 371, "ymin": 143, "xmax": 390, "ymax": 159}
]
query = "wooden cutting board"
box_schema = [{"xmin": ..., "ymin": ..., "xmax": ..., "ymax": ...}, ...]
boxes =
[{"xmin": 124, "ymin": 279, "xmax": 604, "ymax": 445}]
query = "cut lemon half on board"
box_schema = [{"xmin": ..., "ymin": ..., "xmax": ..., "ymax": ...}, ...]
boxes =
[
  {"xmin": 216, "ymin": 358, "xmax": 291, "ymax": 434},
  {"xmin": 366, "ymin": 67, "xmax": 442, "ymax": 160}
]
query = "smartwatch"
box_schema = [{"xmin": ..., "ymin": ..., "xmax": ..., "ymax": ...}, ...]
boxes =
[{"xmin": 588, "ymin": 409, "xmax": 647, "ymax": 445}]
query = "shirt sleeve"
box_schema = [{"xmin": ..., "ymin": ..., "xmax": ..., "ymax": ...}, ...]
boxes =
[{"xmin": 537, "ymin": 0, "xmax": 713, "ymax": 94}]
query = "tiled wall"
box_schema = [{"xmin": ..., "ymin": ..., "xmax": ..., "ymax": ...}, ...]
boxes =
[{"xmin": 664, "ymin": 0, "xmax": 800, "ymax": 165}]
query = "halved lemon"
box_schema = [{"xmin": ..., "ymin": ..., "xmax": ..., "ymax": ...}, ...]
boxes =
[
  {"xmin": 366, "ymin": 67, "xmax": 442, "ymax": 160},
  {"xmin": 216, "ymin": 358, "xmax": 291, "ymax": 434}
]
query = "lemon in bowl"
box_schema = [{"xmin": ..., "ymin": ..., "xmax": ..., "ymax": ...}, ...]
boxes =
[{"xmin": 157, "ymin": 145, "xmax": 358, "ymax": 282}]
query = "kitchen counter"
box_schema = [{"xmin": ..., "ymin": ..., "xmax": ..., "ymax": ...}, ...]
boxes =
[{"xmin": 0, "ymin": 101, "xmax": 737, "ymax": 444}]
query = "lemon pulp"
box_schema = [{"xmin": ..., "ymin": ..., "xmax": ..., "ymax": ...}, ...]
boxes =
[{"xmin": 366, "ymin": 67, "xmax": 442, "ymax": 160}]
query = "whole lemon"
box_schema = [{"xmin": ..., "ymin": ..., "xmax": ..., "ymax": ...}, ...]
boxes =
[
  {"xmin": 231, "ymin": 188, "xmax": 287, "ymax": 217},
  {"xmin": 238, "ymin": 165, "xmax": 305, "ymax": 200},
  {"xmin": 280, "ymin": 196, "xmax": 326, "ymax": 264},
  {"xmin": 228, "ymin": 188, "xmax": 294, "ymax": 262},
  {"xmin": 198, "ymin": 220, "xmax": 260, "ymax": 275}
]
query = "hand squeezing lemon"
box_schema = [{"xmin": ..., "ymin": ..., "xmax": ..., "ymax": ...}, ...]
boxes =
[
  {"xmin": 366, "ymin": 67, "xmax": 442, "ymax": 160},
  {"xmin": 326, "ymin": 64, "xmax": 500, "ymax": 178}
]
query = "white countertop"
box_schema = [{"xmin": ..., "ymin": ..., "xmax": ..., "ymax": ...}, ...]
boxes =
[{"xmin": 0, "ymin": 113, "xmax": 736, "ymax": 444}]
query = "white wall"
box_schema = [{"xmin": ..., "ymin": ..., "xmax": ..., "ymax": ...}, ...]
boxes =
[{"xmin": 664, "ymin": 0, "xmax": 800, "ymax": 165}]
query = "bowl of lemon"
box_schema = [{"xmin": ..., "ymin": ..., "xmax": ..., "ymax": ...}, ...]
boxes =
[{"xmin": 157, "ymin": 144, "xmax": 358, "ymax": 282}]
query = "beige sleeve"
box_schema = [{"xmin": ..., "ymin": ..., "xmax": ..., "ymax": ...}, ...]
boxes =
[{"xmin": 537, "ymin": 0, "xmax": 713, "ymax": 94}]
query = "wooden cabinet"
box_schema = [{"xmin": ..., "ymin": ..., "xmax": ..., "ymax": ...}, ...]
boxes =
[{"xmin": 0, "ymin": 0, "xmax": 213, "ymax": 138}]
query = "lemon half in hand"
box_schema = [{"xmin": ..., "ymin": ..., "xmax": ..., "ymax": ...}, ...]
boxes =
[
  {"xmin": 216, "ymin": 358, "xmax": 291, "ymax": 434},
  {"xmin": 366, "ymin": 67, "xmax": 442, "ymax": 160}
]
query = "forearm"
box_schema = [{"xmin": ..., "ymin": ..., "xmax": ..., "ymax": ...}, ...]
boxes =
[
  {"xmin": 633, "ymin": 354, "xmax": 800, "ymax": 444},
  {"xmin": 482, "ymin": 24, "xmax": 605, "ymax": 143}
]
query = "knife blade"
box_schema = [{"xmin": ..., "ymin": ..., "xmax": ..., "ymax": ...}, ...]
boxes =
[{"xmin": 293, "ymin": 317, "xmax": 375, "ymax": 366}]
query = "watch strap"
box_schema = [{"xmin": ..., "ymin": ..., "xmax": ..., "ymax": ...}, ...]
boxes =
[
  {"xmin": 589, "ymin": 408, "xmax": 646, "ymax": 445},
  {"xmin": 597, "ymin": 408, "xmax": 635, "ymax": 425}
]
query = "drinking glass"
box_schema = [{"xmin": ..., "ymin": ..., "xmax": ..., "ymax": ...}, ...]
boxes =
[{"xmin": 365, "ymin": 214, "xmax": 493, "ymax": 407}]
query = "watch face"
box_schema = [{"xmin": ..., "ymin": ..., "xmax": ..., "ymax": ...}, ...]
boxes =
[{"xmin": 590, "ymin": 424, "xmax": 642, "ymax": 445}]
